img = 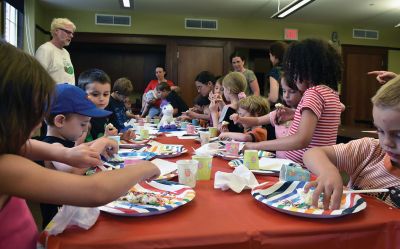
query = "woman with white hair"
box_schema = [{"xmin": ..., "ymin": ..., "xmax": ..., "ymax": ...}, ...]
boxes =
[{"xmin": 35, "ymin": 18, "xmax": 76, "ymax": 84}]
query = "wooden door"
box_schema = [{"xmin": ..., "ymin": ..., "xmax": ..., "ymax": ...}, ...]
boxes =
[
  {"xmin": 341, "ymin": 46, "xmax": 387, "ymax": 127},
  {"xmin": 177, "ymin": 46, "xmax": 223, "ymax": 106}
]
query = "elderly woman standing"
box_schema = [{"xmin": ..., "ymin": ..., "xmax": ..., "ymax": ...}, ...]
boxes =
[
  {"xmin": 35, "ymin": 18, "xmax": 76, "ymax": 84},
  {"xmin": 230, "ymin": 52, "xmax": 260, "ymax": 96}
]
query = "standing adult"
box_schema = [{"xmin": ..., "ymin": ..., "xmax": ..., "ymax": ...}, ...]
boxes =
[
  {"xmin": 35, "ymin": 18, "xmax": 76, "ymax": 85},
  {"xmin": 142, "ymin": 65, "xmax": 179, "ymax": 118},
  {"xmin": 230, "ymin": 52, "xmax": 260, "ymax": 96},
  {"xmin": 266, "ymin": 41, "xmax": 287, "ymax": 105}
]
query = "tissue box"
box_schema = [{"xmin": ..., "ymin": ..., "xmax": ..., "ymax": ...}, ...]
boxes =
[{"xmin": 279, "ymin": 163, "xmax": 310, "ymax": 181}]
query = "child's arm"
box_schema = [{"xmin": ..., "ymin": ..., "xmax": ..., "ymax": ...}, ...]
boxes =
[
  {"xmin": 0, "ymin": 155, "xmax": 160, "ymax": 207},
  {"xmin": 218, "ymin": 132, "xmax": 251, "ymax": 142},
  {"xmin": 20, "ymin": 139, "xmax": 103, "ymax": 168},
  {"xmin": 230, "ymin": 113, "xmax": 271, "ymax": 126},
  {"xmin": 209, "ymin": 100, "xmax": 219, "ymax": 128},
  {"xmin": 244, "ymin": 109, "xmax": 317, "ymax": 151},
  {"xmin": 303, "ymin": 146, "xmax": 344, "ymax": 210}
]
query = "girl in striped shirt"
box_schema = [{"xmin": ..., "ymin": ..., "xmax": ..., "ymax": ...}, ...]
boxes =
[
  {"xmin": 244, "ymin": 39, "xmax": 343, "ymax": 164},
  {"xmin": 303, "ymin": 75, "xmax": 400, "ymax": 209}
]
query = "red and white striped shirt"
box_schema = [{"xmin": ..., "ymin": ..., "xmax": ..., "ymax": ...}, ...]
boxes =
[
  {"xmin": 285, "ymin": 85, "xmax": 341, "ymax": 163},
  {"xmin": 333, "ymin": 138, "xmax": 400, "ymax": 208}
]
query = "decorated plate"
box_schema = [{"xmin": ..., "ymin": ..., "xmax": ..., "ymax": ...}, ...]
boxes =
[
  {"xmin": 217, "ymin": 150, "xmax": 275, "ymax": 161},
  {"xmin": 251, "ymin": 181, "xmax": 366, "ymax": 218},
  {"xmin": 228, "ymin": 157, "xmax": 288, "ymax": 175},
  {"xmin": 99, "ymin": 180, "xmax": 195, "ymax": 216},
  {"xmin": 145, "ymin": 144, "xmax": 188, "ymax": 158},
  {"xmin": 120, "ymin": 139, "xmax": 151, "ymax": 149}
]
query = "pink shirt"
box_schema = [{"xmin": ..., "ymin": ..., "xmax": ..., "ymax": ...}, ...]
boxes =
[
  {"xmin": 0, "ymin": 197, "xmax": 38, "ymax": 249},
  {"xmin": 285, "ymin": 85, "xmax": 341, "ymax": 163},
  {"xmin": 269, "ymin": 110, "xmax": 292, "ymax": 158},
  {"xmin": 334, "ymin": 138, "xmax": 400, "ymax": 208}
]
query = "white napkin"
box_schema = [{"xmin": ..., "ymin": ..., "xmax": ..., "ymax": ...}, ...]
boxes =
[
  {"xmin": 151, "ymin": 158, "xmax": 178, "ymax": 176},
  {"xmin": 195, "ymin": 143, "xmax": 220, "ymax": 156},
  {"xmin": 214, "ymin": 165, "xmax": 259, "ymax": 193}
]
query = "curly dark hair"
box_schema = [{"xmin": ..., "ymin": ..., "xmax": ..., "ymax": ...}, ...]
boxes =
[{"xmin": 283, "ymin": 38, "xmax": 342, "ymax": 91}]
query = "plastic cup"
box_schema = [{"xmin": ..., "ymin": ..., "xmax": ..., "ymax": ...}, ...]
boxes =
[
  {"xmin": 108, "ymin": 135, "xmax": 120, "ymax": 146},
  {"xmin": 140, "ymin": 128, "xmax": 149, "ymax": 139},
  {"xmin": 199, "ymin": 131, "xmax": 210, "ymax": 145},
  {"xmin": 176, "ymin": 160, "xmax": 198, "ymax": 188},
  {"xmin": 209, "ymin": 127, "xmax": 218, "ymax": 138},
  {"xmin": 186, "ymin": 124, "xmax": 195, "ymax": 134},
  {"xmin": 225, "ymin": 142, "xmax": 240, "ymax": 155},
  {"xmin": 153, "ymin": 118, "xmax": 160, "ymax": 125},
  {"xmin": 243, "ymin": 150, "xmax": 259, "ymax": 170},
  {"xmin": 192, "ymin": 119, "xmax": 200, "ymax": 126},
  {"xmin": 192, "ymin": 155, "xmax": 213, "ymax": 180}
]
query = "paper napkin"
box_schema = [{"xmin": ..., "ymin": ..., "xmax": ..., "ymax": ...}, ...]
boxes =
[
  {"xmin": 151, "ymin": 158, "xmax": 178, "ymax": 176},
  {"xmin": 214, "ymin": 165, "xmax": 259, "ymax": 193}
]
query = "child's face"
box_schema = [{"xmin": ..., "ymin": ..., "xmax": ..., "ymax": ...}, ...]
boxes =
[
  {"xmin": 195, "ymin": 81, "xmax": 212, "ymax": 97},
  {"xmin": 231, "ymin": 56, "xmax": 244, "ymax": 72},
  {"xmin": 156, "ymin": 90, "xmax": 168, "ymax": 99},
  {"xmin": 373, "ymin": 106, "xmax": 400, "ymax": 166},
  {"xmin": 85, "ymin": 82, "xmax": 111, "ymax": 109},
  {"xmin": 214, "ymin": 82, "xmax": 223, "ymax": 94},
  {"xmin": 61, "ymin": 114, "xmax": 91, "ymax": 142},
  {"xmin": 238, "ymin": 107, "xmax": 252, "ymax": 129},
  {"xmin": 281, "ymin": 78, "xmax": 302, "ymax": 108}
]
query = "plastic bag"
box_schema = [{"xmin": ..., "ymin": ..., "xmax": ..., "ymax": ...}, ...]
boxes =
[{"xmin": 38, "ymin": 205, "xmax": 99, "ymax": 248}]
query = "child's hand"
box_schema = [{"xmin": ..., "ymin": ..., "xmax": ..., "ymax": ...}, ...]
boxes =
[
  {"xmin": 89, "ymin": 137, "xmax": 119, "ymax": 160},
  {"xmin": 64, "ymin": 143, "xmax": 102, "ymax": 168},
  {"xmin": 120, "ymin": 129, "xmax": 136, "ymax": 141},
  {"xmin": 276, "ymin": 107, "xmax": 295, "ymax": 124},
  {"xmin": 303, "ymin": 170, "xmax": 343, "ymax": 210},
  {"xmin": 139, "ymin": 161, "xmax": 161, "ymax": 181},
  {"xmin": 243, "ymin": 142, "xmax": 257, "ymax": 150},
  {"xmin": 230, "ymin": 113, "xmax": 240, "ymax": 124},
  {"xmin": 209, "ymin": 100, "xmax": 218, "ymax": 113},
  {"xmin": 218, "ymin": 132, "xmax": 232, "ymax": 140},
  {"xmin": 104, "ymin": 124, "xmax": 118, "ymax": 136}
]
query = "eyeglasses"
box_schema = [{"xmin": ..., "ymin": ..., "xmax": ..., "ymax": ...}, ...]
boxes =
[{"xmin": 58, "ymin": 28, "xmax": 74, "ymax": 36}]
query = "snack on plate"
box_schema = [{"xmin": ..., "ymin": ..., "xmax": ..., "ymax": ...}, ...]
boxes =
[
  {"xmin": 119, "ymin": 191, "xmax": 177, "ymax": 206},
  {"xmin": 279, "ymin": 188, "xmax": 324, "ymax": 209},
  {"xmin": 221, "ymin": 121, "xmax": 229, "ymax": 126},
  {"xmin": 275, "ymin": 103, "xmax": 285, "ymax": 109}
]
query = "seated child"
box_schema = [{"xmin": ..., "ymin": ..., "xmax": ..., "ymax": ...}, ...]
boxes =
[
  {"xmin": 219, "ymin": 95, "xmax": 269, "ymax": 142},
  {"xmin": 141, "ymin": 89, "xmax": 158, "ymax": 117},
  {"xmin": 210, "ymin": 72, "xmax": 246, "ymax": 133},
  {"xmin": 106, "ymin": 77, "xmax": 133, "ymax": 131},
  {"xmin": 303, "ymin": 75, "xmax": 400, "ymax": 210},
  {"xmin": 77, "ymin": 68, "xmax": 118, "ymax": 141},
  {"xmin": 231, "ymin": 76, "xmax": 302, "ymax": 157},
  {"xmin": 156, "ymin": 82, "xmax": 188, "ymax": 117},
  {"xmin": 40, "ymin": 83, "xmax": 113, "ymax": 228}
]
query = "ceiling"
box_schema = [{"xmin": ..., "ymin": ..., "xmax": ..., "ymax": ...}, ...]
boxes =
[{"xmin": 39, "ymin": 0, "xmax": 400, "ymax": 28}]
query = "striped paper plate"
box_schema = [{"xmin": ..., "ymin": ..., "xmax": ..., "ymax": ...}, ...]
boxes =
[
  {"xmin": 100, "ymin": 180, "xmax": 195, "ymax": 216},
  {"xmin": 251, "ymin": 181, "xmax": 367, "ymax": 218},
  {"xmin": 145, "ymin": 144, "xmax": 188, "ymax": 158}
]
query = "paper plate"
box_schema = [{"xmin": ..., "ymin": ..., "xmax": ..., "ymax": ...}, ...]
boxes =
[
  {"xmin": 251, "ymin": 181, "xmax": 366, "ymax": 218},
  {"xmin": 228, "ymin": 157, "xmax": 290, "ymax": 175},
  {"xmin": 145, "ymin": 144, "xmax": 188, "ymax": 158},
  {"xmin": 218, "ymin": 151, "xmax": 275, "ymax": 161},
  {"xmin": 120, "ymin": 139, "xmax": 150, "ymax": 149},
  {"xmin": 100, "ymin": 180, "xmax": 195, "ymax": 216}
]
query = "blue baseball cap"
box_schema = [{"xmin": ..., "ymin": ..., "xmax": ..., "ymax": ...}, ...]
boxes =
[{"xmin": 50, "ymin": 83, "xmax": 112, "ymax": 118}]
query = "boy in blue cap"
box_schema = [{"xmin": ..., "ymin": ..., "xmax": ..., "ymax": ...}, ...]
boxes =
[{"xmin": 40, "ymin": 83, "xmax": 113, "ymax": 228}]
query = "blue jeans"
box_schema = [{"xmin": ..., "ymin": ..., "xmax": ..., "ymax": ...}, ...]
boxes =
[{"xmin": 148, "ymin": 107, "xmax": 160, "ymax": 118}]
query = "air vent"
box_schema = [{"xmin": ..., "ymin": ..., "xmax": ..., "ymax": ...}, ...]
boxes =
[
  {"xmin": 95, "ymin": 14, "xmax": 131, "ymax": 26},
  {"xmin": 352, "ymin": 29, "xmax": 379, "ymax": 40},
  {"xmin": 185, "ymin": 18, "xmax": 218, "ymax": 30}
]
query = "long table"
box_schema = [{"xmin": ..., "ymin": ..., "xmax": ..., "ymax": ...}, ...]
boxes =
[{"xmin": 46, "ymin": 135, "xmax": 400, "ymax": 249}]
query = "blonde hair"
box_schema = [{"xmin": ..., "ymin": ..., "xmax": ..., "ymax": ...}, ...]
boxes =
[
  {"xmin": 50, "ymin": 18, "xmax": 76, "ymax": 35},
  {"xmin": 371, "ymin": 75, "xmax": 400, "ymax": 110},
  {"xmin": 239, "ymin": 95, "xmax": 270, "ymax": 116},
  {"xmin": 222, "ymin": 72, "xmax": 247, "ymax": 94}
]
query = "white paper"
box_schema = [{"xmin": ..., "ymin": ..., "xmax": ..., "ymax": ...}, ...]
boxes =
[
  {"xmin": 258, "ymin": 158, "xmax": 294, "ymax": 171},
  {"xmin": 151, "ymin": 158, "xmax": 178, "ymax": 176}
]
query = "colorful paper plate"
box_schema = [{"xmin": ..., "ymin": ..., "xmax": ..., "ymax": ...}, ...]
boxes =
[
  {"xmin": 100, "ymin": 180, "xmax": 195, "ymax": 216},
  {"xmin": 145, "ymin": 144, "xmax": 188, "ymax": 158},
  {"xmin": 251, "ymin": 181, "xmax": 367, "ymax": 218}
]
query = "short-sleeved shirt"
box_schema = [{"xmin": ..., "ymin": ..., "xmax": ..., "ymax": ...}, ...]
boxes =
[
  {"xmin": 269, "ymin": 110, "xmax": 292, "ymax": 158},
  {"xmin": 245, "ymin": 127, "xmax": 267, "ymax": 142},
  {"xmin": 165, "ymin": 91, "xmax": 188, "ymax": 117},
  {"xmin": 87, "ymin": 116, "xmax": 109, "ymax": 142},
  {"xmin": 144, "ymin": 80, "xmax": 175, "ymax": 108},
  {"xmin": 106, "ymin": 95, "xmax": 128, "ymax": 131},
  {"xmin": 35, "ymin": 41, "xmax": 75, "ymax": 84},
  {"xmin": 285, "ymin": 85, "xmax": 341, "ymax": 163},
  {"xmin": 333, "ymin": 138, "xmax": 400, "ymax": 208},
  {"xmin": 241, "ymin": 69, "xmax": 257, "ymax": 96},
  {"xmin": 266, "ymin": 66, "xmax": 283, "ymax": 105}
]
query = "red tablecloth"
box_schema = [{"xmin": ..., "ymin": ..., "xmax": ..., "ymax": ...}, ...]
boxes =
[{"xmin": 46, "ymin": 135, "xmax": 400, "ymax": 249}]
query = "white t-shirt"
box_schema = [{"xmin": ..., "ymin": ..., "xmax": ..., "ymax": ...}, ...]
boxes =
[{"xmin": 35, "ymin": 41, "xmax": 75, "ymax": 84}]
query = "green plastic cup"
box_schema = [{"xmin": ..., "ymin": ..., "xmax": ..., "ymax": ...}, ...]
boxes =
[
  {"xmin": 243, "ymin": 150, "xmax": 259, "ymax": 170},
  {"xmin": 192, "ymin": 155, "xmax": 213, "ymax": 180}
]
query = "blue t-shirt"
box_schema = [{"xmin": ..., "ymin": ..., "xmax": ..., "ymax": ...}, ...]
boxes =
[{"xmin": 106, "ymin": 96, "xmax": 128, "ymax": 131}]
